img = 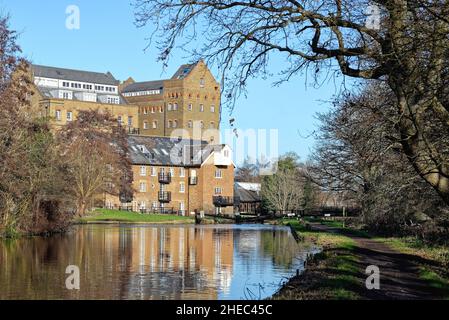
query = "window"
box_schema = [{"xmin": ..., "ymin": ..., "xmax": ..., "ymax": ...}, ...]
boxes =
[
  {"xmin": 128, "ymin": 116, "xmax": 133, "ymax": 127},
  {"xmin": 215, "ymin": 169, "xmax": 223, "ymax": 179},
  {"xmin": 139, "ymin": 202, "xmax": 146, "ymax": 210},
  {"xmin": 224, "ymin": 150, "xmax": 230, "ymax": 157},
  {"xmin": 55, "ymin": 110, "xmax": 61, "ymax": 121},
  {"xmin": 188, "ymin": 103, "xmax": 193, "ymax": 111},
  {"xmin": 152, "ymin": 121, "xmax": 158, "ymax": 129},
  {"xmin": 150, "ymin": 167, "xmax": 156, "ymax": 176},
  {"xmin": 143, "ymin": 108, "xmax": 148, "ymax": 115},
  {"xmin": 180, "ymin": 182, "xmax": 185, "ymax": 193},
  {"xmin": 160, "ymin": 106, "xmax": 163, "ymax": 113},
  {"xmin": 200, "ymin": 104, "xmax": 204, "ymax": 112},
  {"xmin": 169, "ymin": 168, "xmax": 175, "ymax": 177},
  {"xmin": 151, "ymin": 107, "xmax": 156, "ymax": 113},
  {"xmin": 67, "ymin": 111, "xmax": 73, "ymax": 122},
  {"xmin": 188, "ymin": 120, "xmax": 193, "ymax": 128},
  {"xmin": 168, "ymin": 120, "xmax": 172, "ymax": 128},
  {"xmin": 62, "ymin": 82, "xmax": 69, "ymax": 88},
  {"xmin": 152, "ymin": 201, "xmax": 158, "ymax": 209},
  {"xmin": 200, "ymin": 78, "xmax": 205, "ymax": 88},
  {"xmin": 173, "ymin": 120, "xmax": 178, "ymax": 128},
  {"xmin": 180, "ymin": 168, "xmax": 185, "ymax": 177},
  {"xmin": 180, "ymin": 201, "xmax": 185, "ymax": 212},
  {"xmin": 62, "ymin": 92, "xmax": 71, "ymax": 99},
  {"xmin": 117, "ymin": 116, "xmax": 123, "ymax": 126},
  {"xmin": 143, "ymin": 121, "xmax": 149, "ymax": 130},
  {"xmin": 173, "ymin": 103, "xmax": 178, "ymax": 111},
  {"xmin": 168, "ymin": 103, "xmax": 172, "ymax": 111},
  {"xmin": 139, "ymin": 182, "xmax": 147, "ymax": 193},
  {"xmin": 200, "ymin": 121, "xmax": 204, "ymax": 129},
  {"xmin": 214, "ymin": 187, "xmax": 222, "ymax": 195},
  {"xmin": 210, "ymin": 122, "xmax": 215, "ymax": 129},
  {"xmin": 140, "ymin": 166, "xmax": 146, "ymax": 176},
  {"xmin": 211, "ymin": 105, "xmax": 215, "ymax": 113}
]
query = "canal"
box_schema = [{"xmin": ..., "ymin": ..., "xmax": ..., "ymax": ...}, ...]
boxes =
[{"xmin": 0, "ymin": 224, "xmax": 318, "ymax": 300}]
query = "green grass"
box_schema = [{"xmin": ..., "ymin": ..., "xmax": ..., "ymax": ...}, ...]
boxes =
[
  {"xmin": 78, "ymin": 209, "xmax": 194, "ymax": 224},
  {"xmin": 375, "ymin": 236, "xmax": 449, "ymax": 297},
  {"xmin": 274, "ymin": 219, "xmax": 362, "ymax": 300}
]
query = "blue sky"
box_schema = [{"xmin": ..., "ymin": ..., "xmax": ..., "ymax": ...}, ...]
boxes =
[{"xmin": 1, "ymin": 0, "xmax": 349, "ymax": 161}]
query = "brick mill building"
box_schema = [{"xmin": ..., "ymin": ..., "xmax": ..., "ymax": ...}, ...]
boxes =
[{"xmin": 30, "ymin": 61, "xmax": 235, "ymax": 215}]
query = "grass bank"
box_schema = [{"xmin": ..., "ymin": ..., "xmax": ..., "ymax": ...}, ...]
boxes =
[
  {"xmin": 375, "ymin": 236, "xmax": 449, "ymax": 296},
  {"xmin": 273, "ymin": 219, "xmax": 449, "ymax": 300},
  {"xmin": 77, "ymin": 209, "xmax": 194, "ymax": 224},
  {"xmin": 273, "ymin": 220, "xmax": 362, "ymax": 300}
]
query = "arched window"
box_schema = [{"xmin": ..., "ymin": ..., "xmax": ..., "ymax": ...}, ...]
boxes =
[
  {"xmin": 173, "ymin": 120, "xmax": 178, "ymax": 128},
  {"xmin": 153, "ymin": 121, "xmax": 158, "ymax": 129},
  {"xmin": 188, "ymin": 120, "xmax": 193, "ymax": 128},
  {"xmin": 168, "ymin": 120, "xmax": 172, "ymax": 128}
]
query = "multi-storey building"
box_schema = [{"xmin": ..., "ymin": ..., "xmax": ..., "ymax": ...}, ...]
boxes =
[
  {"xmin": 31, "ymin": 64, "xmax": 140, "ymax": 133},
  {"xmin": 105, "ymin": 136, "xmax": 235, "ymax": 215},
  {"xmin": 29, "ymin": 61, "xmax": 235, "ymax": 215},
  {"xmin": 121, "ymin": 60, "xmax": 221, "ymax": 142}
]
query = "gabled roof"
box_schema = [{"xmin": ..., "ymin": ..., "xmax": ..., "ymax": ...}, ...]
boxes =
[
  {"xmin": 31, "ymin": 64, "xmax": 119, "ymax": 86},
  {"xmin": 128, "ymin": 136, "xmax": 211, "ymax": 167},
  {"xmin": 121, "ymin": 80, "xmax": 165, "ymax": 94},
  {"xmin": 234, "ymin": 183, "xmax": 262, "ymax": 203}
]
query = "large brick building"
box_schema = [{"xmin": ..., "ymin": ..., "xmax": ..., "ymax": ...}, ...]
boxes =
[
  {"xmin": 30, "ymin": 61, "xmax": 235, "ymax": 215},
  {"xmin": 105, "ymin": 136, "xmax": 235, "ymax": 215}
]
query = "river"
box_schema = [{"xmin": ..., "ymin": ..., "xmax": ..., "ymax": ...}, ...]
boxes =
[{"xmin": 0, "ymin": 224, "xmax": 317, "ymax": 300}]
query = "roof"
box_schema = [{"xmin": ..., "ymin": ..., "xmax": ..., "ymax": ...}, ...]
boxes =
[
  {"xmin": 34, "ymin": 86, "xmax": 128, "ymax": 104},
  {"xmin": 128, "ymin": 136, "xmax": 227, "ymax": 167},
  {"xmin": 236, "ymin": 182, "xmax": 261, "ymax": 192},
  {"xmin": 234, "ymin": 183, "xmax": 262, "ymax": 203},
  {"xmin": 171, "ymin": 62, "xmax": 198, "ymax": 80},
  {"xmin": 121, "ymin": 80, "xmax": 165, "ymax": 94},
  {"xmin": 31, "ymin": 64, "xmax": 119, "ymax": 86}
]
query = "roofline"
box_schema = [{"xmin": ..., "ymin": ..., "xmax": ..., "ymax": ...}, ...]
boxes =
[{"xmin": 31, "ymin": 64, "xmax": 120, "ymax": 85}]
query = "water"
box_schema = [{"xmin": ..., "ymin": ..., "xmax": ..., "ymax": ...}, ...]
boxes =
[{"xmin": 0, "ymin": 224, "xmax": 318, "ymax": 300}]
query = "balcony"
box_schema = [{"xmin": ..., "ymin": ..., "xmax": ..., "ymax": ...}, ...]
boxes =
[
  {"xmin": 128, "ymin": 127, "xmax": 140, "ymax": 135},
  {"xmin": 213, "ymin": 196, "xmax": 236, "ymax": 207},
  {"xmin": 158, "ymin": 191, "xmax": 172, "ymax": 203},
  {"xmin": 189, "ymin": 176, "xmax": 198, "ymax": 185},
  {"xmin": 158, "ymin": 173, "xmax": 172, "ymax": 184}
]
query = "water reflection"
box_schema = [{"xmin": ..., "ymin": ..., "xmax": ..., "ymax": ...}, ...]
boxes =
[{"xmin": 0, "ymin": 224, "xmax": 316, "ymax": 300}]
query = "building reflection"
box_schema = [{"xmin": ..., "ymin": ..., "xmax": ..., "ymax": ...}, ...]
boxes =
[{"xmin": 0, "ymin": 225, "xmax": 307, "ymax": 300}]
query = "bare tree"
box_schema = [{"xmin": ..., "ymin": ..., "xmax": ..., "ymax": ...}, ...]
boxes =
[
  {"xmin": 57, "ymin": 110, "xmax": 133, "ymax": 216},
  {"xmin": 261, "ymin": 153, "xmax": 304, "ymax": 213},
  {"xmin": 311, "ymin": 82, "xmax": 447, "ymax": 235},
  {"xmin": 134, "ymin": 0, "xmax": 449, "ymax": 206},
  {"xmin": 0, "ymin": 15, "xmax": 71, "ymax": 236}
]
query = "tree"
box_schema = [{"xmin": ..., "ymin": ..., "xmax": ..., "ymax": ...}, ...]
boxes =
[
  {"xmin": 0, "ymin": 15, "xmax": 70, "ymax": 236},
  {"xmin": 261, "ymin": 153, "xmax": 304, "ymax": 213},
  {"xmin": 310, "ymin": 83, "xmax": 447, "ymax": 235},
  {"xmin": 134, "ymin": 0, "xmax": 449, "ymax": 206},
  {"xmin": 57, "ymin": 110, "xmax": 133, "ymax": 216}
]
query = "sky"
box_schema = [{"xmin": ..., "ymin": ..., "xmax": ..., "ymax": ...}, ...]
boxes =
[{"xmin": 1, "ymin": 0, "xmax": 350, "ymax": 162}]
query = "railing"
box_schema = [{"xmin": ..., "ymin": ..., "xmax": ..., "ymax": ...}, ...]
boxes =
[
  {"xmin": 189, "ymin": 176, "xmax": 198, "ymax": 185},
  {"xmin": 158, "ymin": 173, "xmax": 172, "ymax": 184},
  {"xmin": 140, "ymin": 207, "xmax": 177, "ymax": 215},
  {"xmin": 128, "ymin": 127, "xmax": 140, "ymax": 135},
  {"xmin": 213, "ymin": 196, "xmax": 236, "ymax": 207},
  {"xmin": 158, "ymin": 191, "xmax": 172, "ymax": 202}
]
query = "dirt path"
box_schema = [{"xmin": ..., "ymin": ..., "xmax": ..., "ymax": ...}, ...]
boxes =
[{"xmin": 310, "ymin": 223, "xmax": 438, "ymax": 299}]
